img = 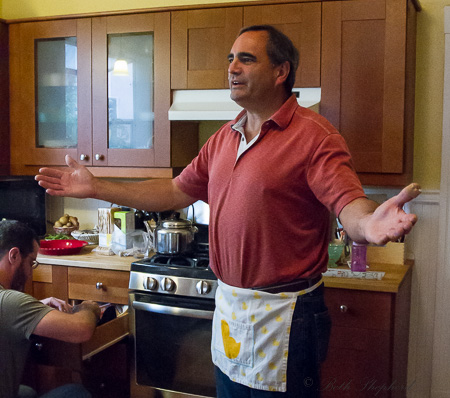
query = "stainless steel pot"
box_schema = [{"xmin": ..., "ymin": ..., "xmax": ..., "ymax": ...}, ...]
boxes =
[{"xmin": 154, "ymin": 213, "xmax": 198, "ymax": 255}]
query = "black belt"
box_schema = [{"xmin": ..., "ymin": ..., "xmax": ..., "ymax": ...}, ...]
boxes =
[{"xmin": 251, "ymin": 275, "xmax": 323, "ymax": 294}]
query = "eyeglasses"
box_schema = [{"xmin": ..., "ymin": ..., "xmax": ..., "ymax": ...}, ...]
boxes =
[{"xmin": 31, "ymin": 260, "xmax": 40, "ymax": 269}]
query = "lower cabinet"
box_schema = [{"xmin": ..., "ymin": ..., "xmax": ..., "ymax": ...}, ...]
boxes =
[
  {"xmin": 27, "ymin": 264, "xmax": 411, "ymax": 398},
  {"xmin": 27, "ymin": 265, "xmax": 131, "ymax": 398},
  {"xmin": 322, "ymin": 271, "xmax": 412, "ymax": 398}
]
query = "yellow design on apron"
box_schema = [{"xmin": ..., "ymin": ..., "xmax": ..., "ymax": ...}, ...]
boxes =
[{"xmin": 211, "ymin": 279, "xmax": 322, "ymax": 392}]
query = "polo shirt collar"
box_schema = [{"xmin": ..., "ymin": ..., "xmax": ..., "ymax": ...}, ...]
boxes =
[
  {"xmin": 230, "ymin": 94, "xmax": 299, "ymax": 132},
  {"xmin": 270, "ymin": 94, "xmax": 299, "ymax": 130}
]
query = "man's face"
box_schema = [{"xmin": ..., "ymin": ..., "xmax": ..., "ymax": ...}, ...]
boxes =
[
  {"xmin": 10, "ymin": 241, "xmax": 39, "ymax": 291},
  {"xmin": 227, "ymin": 30, "xmax": 282, "ymax": 110}
]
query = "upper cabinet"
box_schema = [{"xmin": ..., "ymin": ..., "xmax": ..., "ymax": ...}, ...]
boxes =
[
  {"xmin": 91, "ymin": 14, "xmax": 171, "ymax": 168},
  {"xmin": 321, "ymin": 0, "xmax": 418, "ymax": 186},
  {"xmin": 243, "ymin": 3, "xmax": 321, "ymax": 88},
  {"xmin": 7, "ymin": 0, "xmax": 418, "ymax": 184},
  {"xmin": 171, "ymin": 8, "xmax": 242, "ymax": 89},
  {"xmin": 0, "ymin": 21, "xmax": 9, "ymax": 176},
  {"xmin": 9, "ymin": 13, "xmax": 176, "ymax": 175},
  {"xmin": 171, "ymin": 3, "xmax": 321, "ymax": 90}
]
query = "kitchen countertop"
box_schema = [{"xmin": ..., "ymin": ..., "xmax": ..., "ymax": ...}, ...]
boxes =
[
  {"xmin": 37, "ymin": 245, "xmax": 412, "ymax": 293},
  {"xmin": 37, "ymin": 245, "xmax": 135, "ymax": 272},
  {"xmin": 323, "ymin": 261, "xmax": 412, "ymax": 293}
]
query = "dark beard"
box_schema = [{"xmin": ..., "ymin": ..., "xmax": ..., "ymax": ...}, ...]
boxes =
[{"xmin": 10, "ymin": 265, "xmax": 26, "ymax": 292}]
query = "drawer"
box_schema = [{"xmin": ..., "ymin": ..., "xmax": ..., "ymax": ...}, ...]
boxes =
[
  {"xmin": 325, "ymin": 288, "xmax": 392, "ymax": 331},
  {"xmin": 32, "ymin": 264, "xmax": 53, "ymax": 283},
  {"xmin": 30, "ymin": 313, "xmax": 129, "ymax": 371},
  {"xmin": 68, "ymin": 267, "xmax": 129, "ymax": 305}
]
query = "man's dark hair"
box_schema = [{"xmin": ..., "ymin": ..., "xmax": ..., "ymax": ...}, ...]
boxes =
[
  {"xmin": 239, "ymin": 25, "xmax": 299, "ymax": 95},
  {"xmin": 0, "ymin": 220, "xmax": 39, "ymax": 260}
]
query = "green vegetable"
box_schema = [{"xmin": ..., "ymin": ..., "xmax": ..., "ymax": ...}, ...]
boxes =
[{"xmin": 44, "ymin": 233, "xmax": 73, "ymax": 240}]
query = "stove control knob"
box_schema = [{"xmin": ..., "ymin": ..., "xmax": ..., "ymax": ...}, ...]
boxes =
[
  {"xmin": 161, "ymin": 277, "xmax": 176, "ymax": 292},
  {"xmin": 144, "ymin": 277, "xmax": 158, "ymax": 291},
  {"xmin": 196, "ymin": 280, "xmax": 211, "ymax": 295}
]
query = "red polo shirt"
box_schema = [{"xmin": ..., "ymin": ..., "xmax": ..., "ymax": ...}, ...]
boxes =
[{"xmin": 175, "ymin": 95, "xmax": 365, "ymax": 288}]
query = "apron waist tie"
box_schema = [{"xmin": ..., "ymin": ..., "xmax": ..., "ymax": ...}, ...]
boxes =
[{"xmin": 251, "ymin": 275, "xmax": 323, "ymax": 294}]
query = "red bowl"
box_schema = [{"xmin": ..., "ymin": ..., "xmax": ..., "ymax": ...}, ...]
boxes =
[{"xmin": 39, "ymin": 239, "xmax": 88, "ymax": 256}]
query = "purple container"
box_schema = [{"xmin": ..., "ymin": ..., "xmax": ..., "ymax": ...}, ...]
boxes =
[{"xmin": 351, "ymin": 242, "xmax": 367, "ymax": 272}]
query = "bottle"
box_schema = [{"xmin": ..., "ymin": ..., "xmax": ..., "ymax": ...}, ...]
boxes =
[{"xmin": 351, "ymin": 242, "xmax": 367, "ymax": 272}]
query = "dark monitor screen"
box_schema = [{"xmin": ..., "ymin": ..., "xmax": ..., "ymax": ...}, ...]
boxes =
[{"xmin": 0, "ymin": 176, "xmax": 47, "ymax": 237}]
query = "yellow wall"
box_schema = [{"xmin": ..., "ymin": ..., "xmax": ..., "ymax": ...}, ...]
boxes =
[
  {"xmin": 0, "ymin": 0, "xmax": 257, "ymax": 20},
  {"xmin": 0, "ymin": 0, "xmax": 445, "ymax": 190},
  {"xmin": 414, "ymin": 0, "xmax": 446, "ymax": 190}
]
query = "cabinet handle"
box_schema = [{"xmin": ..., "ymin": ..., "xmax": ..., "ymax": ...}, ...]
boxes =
[
  {"xmin": 95, "ymin": 154, "xmax": 104, "ymax": 161},
  {"xmin": 96, "ymin": 282, "xmax": 103, "ymax": 290},
  {"xmin": 339, "ymin": 305, "xmax": 348, "ymax": 313},
  {"xmin": 80, "ymin": 154, "xmax": 89, "ymax": 161}
]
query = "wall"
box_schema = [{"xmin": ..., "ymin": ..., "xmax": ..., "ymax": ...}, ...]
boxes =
[
  {"xmin": 414, "ymin": 0, "xmax": 447, "ymax": 190},
  {"xmin": 0, "ymin": 0, "xmax": 258, "ymax": 20}
]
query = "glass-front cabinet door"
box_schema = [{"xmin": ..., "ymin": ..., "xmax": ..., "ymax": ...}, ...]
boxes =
[
  {"xmin": 91, "ymin": 13, "xmax": 170, "ymax": 167},
  {"xmin": 9, "ymin": 19, "xmax": 92, "ymax": 169},
  {"xmin": 9, "ymin": 13, "xmax": 171, "ymax": 174}
]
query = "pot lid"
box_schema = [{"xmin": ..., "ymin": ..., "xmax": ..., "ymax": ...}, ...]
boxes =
[{"xmin": 160, "ymin": 213, "xmax": 193, "ymax": 229}]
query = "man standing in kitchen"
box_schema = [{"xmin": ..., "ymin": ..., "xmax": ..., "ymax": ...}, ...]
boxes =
[
  {"xmin": 0, "ymin": 220, "xmax": 101, "ymax": 398},
  {"xmin": 36, "ymin": 25, "xmax": 421, "ymax": 397}
]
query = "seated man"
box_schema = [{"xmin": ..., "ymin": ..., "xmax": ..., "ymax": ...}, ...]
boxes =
[{"xmin": 0, "ymin": 220, "xmax": 101, "ymax": 398}]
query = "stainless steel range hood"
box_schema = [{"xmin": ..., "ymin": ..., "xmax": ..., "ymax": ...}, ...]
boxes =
[{"xmin": 168, "ymin": 87, "xmax": 321, "ymax": 121}]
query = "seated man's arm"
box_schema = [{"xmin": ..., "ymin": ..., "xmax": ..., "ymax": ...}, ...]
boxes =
[{"xmin": 33, "ymin": 300, "xmax": 101, "ymax": 343}]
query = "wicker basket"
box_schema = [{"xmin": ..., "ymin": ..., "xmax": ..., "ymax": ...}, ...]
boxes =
[
  {"xmin": 53, "ymin": 226, "xmax": 78, "ymax": 236},
  {"xmin": 71, "ymin": 229, "xmax": 99, "ymax": 245}
]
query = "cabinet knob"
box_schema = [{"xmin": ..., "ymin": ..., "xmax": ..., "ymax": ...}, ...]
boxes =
[
  {"xmin": 35, "ymin": 343, "xmax": 43, "ymax": 351},
  {"xmin": 80, "ymin": 154, "xmax": 89, "ymax": 161},
  {"xmin": 96, "ymin": 282, "xmax": 103, "ymax": 290},
  {"xmin": 339, "ymin": 305, "xmax": 348, "ymax": 313},
  {"xmin": 95, "ymin": 154, "xmax": 104, "ymax": 161}
]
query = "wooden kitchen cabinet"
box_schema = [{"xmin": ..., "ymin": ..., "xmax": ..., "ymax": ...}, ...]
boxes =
[
  {"xmin": 27, "ymin": 264, "xmax": 131, "ymax": 397},
  {"xmin": 322, "ymin": 264, "xmax": 412, "ymax": 397},
  {"xmin": 321, "ymin": 0, "xmax": 419, "ymax": 186},
  {"xmin": 90, "ymin": 14, "xmax": 171, "ymax": 169},
  {"xmin": 0, "ymin": 21, "xmax": 9, "ymax": 175},
  {"xmin": 9, "ymin": 19, "xmax": 91, "ymax": 172},
  {"xmin": 171, "ymin": 7, "xmax": 243, "ymax": 89},
  {"xmin": 30, "ymin": 264, "xmax": 69, "ymax": 302},
  {"xmin": 8, "ymin": 13, "xmax": 194, "ymax": 176},
  {"xmin": 67, "ymin": 266, "xmax": 130, "ymax": 305},
  {"xmin": 7, "ymin": 0, "xmax": 419, "ymax": 184},
  {"xmin": 243, "ymin": 2, "xmax": 321, "ymax": 88},
  {"xmin": 171, "ymin": 2, "xmax": 321, "ymax": 90}
]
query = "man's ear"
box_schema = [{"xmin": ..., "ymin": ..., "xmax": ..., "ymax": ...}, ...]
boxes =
[
  {"xmin": 275, "ymin": 61, "xmax": 290, "ymax": 86},
  {"xmin": 8, "ymin": 247, "xmax": 22, "ymax": 267}
]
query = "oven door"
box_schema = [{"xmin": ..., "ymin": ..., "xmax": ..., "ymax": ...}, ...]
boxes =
[{"xmin": 130, "ymin": 292, "xmax": 216, "ymax": 398}]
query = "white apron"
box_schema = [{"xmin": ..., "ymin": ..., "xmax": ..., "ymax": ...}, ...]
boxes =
[{"xmin": 211, "ymin": 278, "xmax": 322, "ymax": 392}]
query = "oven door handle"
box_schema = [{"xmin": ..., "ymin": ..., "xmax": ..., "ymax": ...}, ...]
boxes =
[{"xmin": 132, "ymin": 301, "xmax": 214, "ymax": 320}]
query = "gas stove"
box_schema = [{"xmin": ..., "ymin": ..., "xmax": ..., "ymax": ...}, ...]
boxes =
[{"xmin": 129, "ymin": 253, "xmax": 217, "ymax": 299}]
